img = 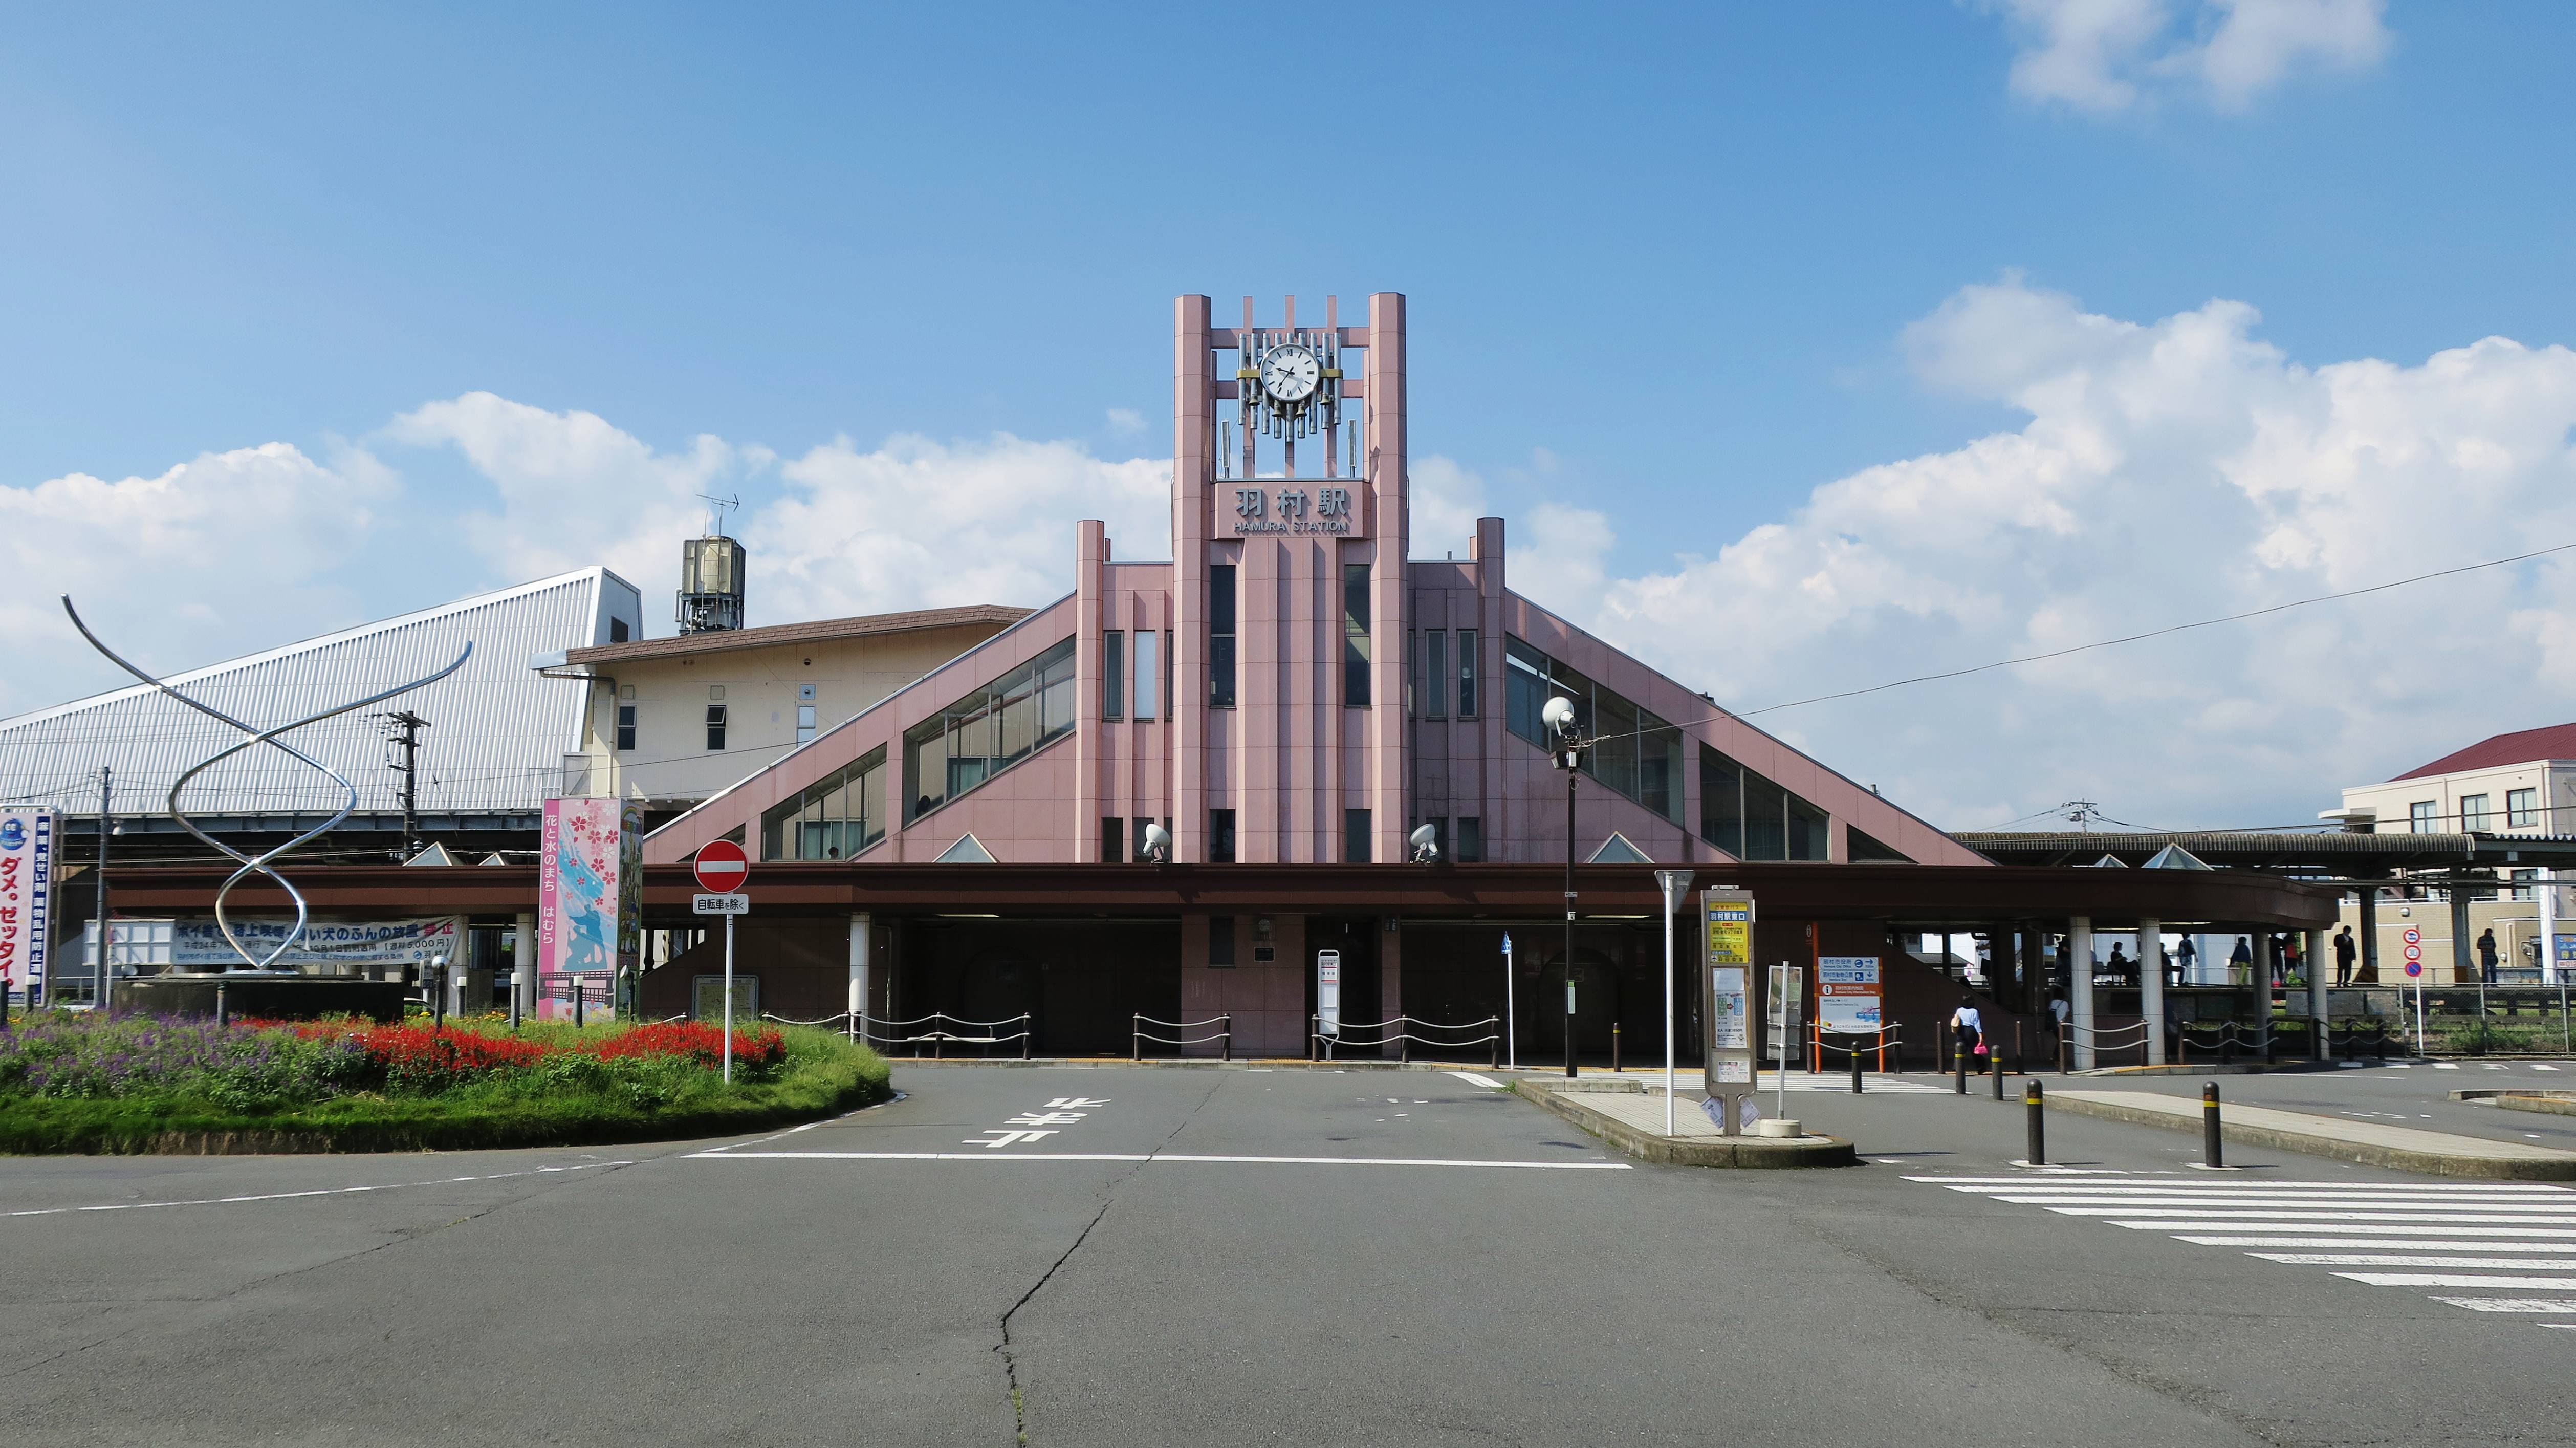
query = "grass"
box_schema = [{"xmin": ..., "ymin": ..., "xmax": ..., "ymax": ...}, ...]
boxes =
[{"xmin": 0, "ymin": 1013, "xmax": 891, "ymax": 1155}]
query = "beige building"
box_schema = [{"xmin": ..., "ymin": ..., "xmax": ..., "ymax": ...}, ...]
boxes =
[
  {"xmin": 537, "ymin": 604, "xmax": 1027, "ymax": 816},
  {"xmin": 2325, "ymin": 723, "xmax": 2576, "ymax": 984}
]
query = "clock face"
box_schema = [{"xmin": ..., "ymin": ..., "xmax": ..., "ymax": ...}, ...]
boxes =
[{"xmin": 1259, "ymin": 344, "xmax": 1321, "ymax": 403}]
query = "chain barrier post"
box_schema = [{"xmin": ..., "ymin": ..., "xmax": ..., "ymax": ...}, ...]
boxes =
[
  {"xmin": 1022, "ymin": 1013, "xmax": 1032, "ymax": 1061},
  {"xmin": 2202, "ymin": 1080, "xmax": 2224, "ymax": 1169},
  {"xmin": 1132, "ymin": 1014, "xmax": 1141, "ymax": 1063},
  {"xmin": 1850, "ymin": 1038, "xmax": 1863, "ymax": 1095},
  {"xmin": 1401, "ymin": 1019, "xmax": 1412, "ymax": 1065},
  {"xmin": 1992, "ymin": 1040, "xmax": 2005, "ymax": 1099},
  {"xmin": 2025, "ymin": 1079, "xmax": 2046, "ymax": 1165},
  {"xmin": 1953, "ymin": 1029, "xmax": 1967, "ymax": 1094},
  {"xmin": 1610, "ymin": 1021, "xmax": 1620, "ymax": 1074}
]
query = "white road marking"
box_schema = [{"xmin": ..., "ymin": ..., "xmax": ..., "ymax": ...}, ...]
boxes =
[
  {"xmin": 2435, "ymin": 1297, "xmax": 2576, "ymax": 1312},
  {"xmin": 2137, "ymin": 1223, "xmax": 2576, "ymax": 1238},
  {"xmin": 688, "ymin": 1151, "xmax": 1632, "ymax": 1170},
  {"xmin": 2257, "ymin": 1254, "xmax": 2576, "ymax": 1268},
  {"xmin": 4, "ymin": 1160, "xmax": 634, "ymax": 1219},
  {"xmin": 2339, "ymin": 1272, "xmax": 2576, "ymax": 1288},
  {"xmin": 2535, "ymin": 1064, "xmax": 2562, "ymax": 1071},
  {"xmin": 2178, "ymin": 1235, "xmax": 2576, "ymax": 1250},
  {"xmin": 2435, "ymin": 1063, "xmax": 2462, "ymax": 1070},
  {"xmin": 1984, "ymin": 1191, "xmax": 2565, "ymax": 1205},
  {"xmin": 1907, "ymin": 1177, "xmax": 2563, "ymax": 1191},
  {"xmin": 2061, "ymin": 1208, "xmax": 2576, "ymax": 1224}
]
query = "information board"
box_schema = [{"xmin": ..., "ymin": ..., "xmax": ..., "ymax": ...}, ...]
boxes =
[
  {"xmin": 1700, "ymin": 889, "xmax": 1759, "ymax": 1126},
  {"xmin": 1817, "ymin": 955, "xmax": 1882, "ymax": 1032},
  {"xmin": 0, "ymin": 807, "xmax": 53, "ymax": 1005},
  {"xmin": 1316, "ymin": 949, "xmax": 1342, "ymax": 1036}
]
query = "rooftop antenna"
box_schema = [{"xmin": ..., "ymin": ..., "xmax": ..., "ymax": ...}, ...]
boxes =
[
  {"xmin": 2058, "ymin": 800, "xmax": 2103, "ymax": 832},
  {"xmin": 697, "ymin": 492, "xmax": 741, "ymax": 538}
]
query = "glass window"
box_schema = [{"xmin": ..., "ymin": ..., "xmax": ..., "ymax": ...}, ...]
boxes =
[
  {"xmin": 1208, "ymin": 916, "xmax": 1236, "ymax": 967},
  {"xmin": 1456, "ymin": 816, "xmax": 1483, "ymax": 863},
  {"xmin": 1742, "ymin": 770, "xmax": 1788, "ymax": 861},
  {"xmin": 2410, "ymin": 800, "xmax": 2438, "ymax": 833},
  {"xmin": 1101, "ymin": 816, "xmax": 1124, "ymax": 863},
  {"xmin": 902, "ymin": 638, "xmax": 1079, "ymax": 822},
  {"xmin": 1103, "ymin": 631, "xmax": 1125, "ymax": 721},
  {"xmin": 1456, "ymin": 629, "xmax": 1479, "ymax": 718},
  {"xmin": 1788, "ymin": 795, "xmax": 1831, "ymax": 861},
  {"xmin": 1699, "ymin": 744, "xmax": 1742, "ymax": 857},
  {"xmin": 1344, "ymin": 807, "xmax": 1372, "ymax": 863},
  {"xmin": 1846, "ymin": 826, "xmax": 1912, "ymax": 862},
  {"xmin": 705, "ymin": 704, "xmax": 727, "ymax": 752},
  {"xmin": 1209, "ymin": 565, "xmax": 1237, "ymax": 709},
  {"xmin": 796, "ymin": 703, "xmax": 817, "ymax": 745},
  {"xmin": 2461, "ymin": 794, "xmax": 2491, "ymax": 832},
  {"xmin": 2514, "ymin": 868, "xmax": 2537, "ymax": 902},
  {"xmin": 1501, "ymin": 635, "xmax": 1680, "ymax": 824},
  {"xmin": 1424, "ymin": 631, "xmax": 1449, "ymax": 718},
  {"xmin": 616, "ymin": 705, "xmax": 636, "ymax": 752},
  {"xmin": 758, "ymin": 745, "xmax": 888, "ymax": 860},
  {"xmin": 1342, "ymin": 565, "xmax": 1371, "ymax": 706},
  {"xmin": 2509, "ymin": 788, "xmax": 2539, "ymax": 829},
  {"xmin": 1208, "ymin": 808, "xmax": 1236, "ymax": 863},
  {"xmin": 609, "ymin": 618, "xmax": 629, "ymax": 643},
  {"xmin": 1133, "ymin": 630, "xmax": 1159, "ymax": 721}
]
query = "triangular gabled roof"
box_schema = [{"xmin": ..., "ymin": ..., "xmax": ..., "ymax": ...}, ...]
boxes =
[
  {"xmin": 934, "ymin": 833, "xmax": 996, "ymax": 863},
  {"xmin": 2393, "ymin": 723, "xmax": 2576, "ymax": 780},
  {"xmin": 1587, "ymin": 832, "xmax": 1654, "ymax": 865}
]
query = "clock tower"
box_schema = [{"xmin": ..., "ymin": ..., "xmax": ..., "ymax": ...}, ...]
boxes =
[{"xmin": 1172, "ymin": 295, "xmax": 1409, "ymax": 865}]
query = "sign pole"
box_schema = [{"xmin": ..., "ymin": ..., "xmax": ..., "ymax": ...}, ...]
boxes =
[
  {"xmin": 1652, "ymin": 871, "xmax": 1693, "ymax": 1138},
  {"xmin": 1502, "ymin": 933, "xmax": 1517, "ymax": 1070},
  {"xmin": 723, "ymin": 911, "xmax": 735, "ymax": 1084}
]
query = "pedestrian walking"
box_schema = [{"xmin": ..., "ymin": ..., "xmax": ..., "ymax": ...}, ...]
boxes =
[
  {"xmin": 2230, "ymin": 936, "xmax": 2254, "ymax": 986},
  {"xmin": 2107, "ymin": 942, "xmax": 2130, "ymax": 983},
  {"xmin": 1951, "ymin": 994, "xmax": 1986, "ymax": 1075},
  {"xmin": 2179, "ymin": 937, "xmax": 2198, "ymax": 982},
  {"xmin": 2333, "ymin": 925, "xmax": 2356, "ymax": 986},
  {"xmin": 2478, "ymin": 927, "xmax": 2500, "ymax": 984}
]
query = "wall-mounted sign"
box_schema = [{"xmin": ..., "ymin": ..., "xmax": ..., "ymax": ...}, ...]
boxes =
[
  {"xmin": 1232, "ymin": 486, "xmax": 1360, "ymax": 537},
  {"xmin": 1817, "ymin": 956, "xmax": 1882, "ymax": 1032}
]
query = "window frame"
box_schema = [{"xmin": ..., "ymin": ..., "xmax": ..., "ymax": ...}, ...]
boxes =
[
  {"xmin": 2509, "ymin": 787, "xmax": 2539, "ymax": 829},
  {"xmin": 705, "ymin": 704, "xmax": 727, "ymax": 752},
  {"xmin": 2461, "ymin": 793, "xmax": 2491, "ymax": 832},
  {"xmin": 1103, "ymin": 631, "xmax": 1126, "ymax": 722},
  {"xmin": 1341, "ymin": 564, "xmax": 1371, "ymax": 707},
  {"xmin": 615, "ymin": 704, "xmax": 637, "ymax": 753}
]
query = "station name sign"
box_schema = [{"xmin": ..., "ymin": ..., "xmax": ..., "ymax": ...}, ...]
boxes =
[{"xmin": 1232, "ymin": 486, "xmax": 1360, "ymax": 537}]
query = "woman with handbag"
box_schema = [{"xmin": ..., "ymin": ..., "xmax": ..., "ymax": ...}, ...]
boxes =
[{"xmin": 1951, "ymin": 994, "xmax": 1986, "ymax": 1075}]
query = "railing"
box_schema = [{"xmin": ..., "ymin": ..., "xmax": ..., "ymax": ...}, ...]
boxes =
[
  {"xmin": 1809, "ymin": 1024, "xmax": 1901, "ymax": 1074},
  {"xmin": 767, "ymin": 1010, "xmax": 1037, "ymax": 1059},
  {"xmin": 1308, "ymin": 1015, "xmax": 1503, "ymax": 1067},
  {"xmin": 2051, "ymin": 1019, "xmax": 2152, "ymax": 1073},
  {"xmin": 1132, "ymin": 1013, "xmax": 1233, "ymax": 1061}
]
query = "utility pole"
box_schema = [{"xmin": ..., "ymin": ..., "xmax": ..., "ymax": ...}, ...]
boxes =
[
  {"xmin": 94, "ymin": 766, "xmax": 111, "ymax": 1013},
  {"xmin": 382, "ymin": 711, "xmax": 429, "ymax": 859}
]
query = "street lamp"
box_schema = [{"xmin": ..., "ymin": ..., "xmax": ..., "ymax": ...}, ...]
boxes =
[{"xmin": 1544, "ymin": 695, "xmax": 1592, "ymax": 1078}]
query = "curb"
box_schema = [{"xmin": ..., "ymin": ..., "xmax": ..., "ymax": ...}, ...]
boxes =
[
  {"xmin": 1512, "ymin": 1082, "xmax": 1855, "ymax": 1169},
  {"xmin": 2043, "ymin": 1092, "xmax": 2576, "ymax": 1181},
  {"xmin": 892, "ymin": 1057, "xmax": 1509, "ymax": 1072}
]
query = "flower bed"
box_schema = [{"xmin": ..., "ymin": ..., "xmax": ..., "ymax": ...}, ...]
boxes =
[{"xmin": 0, "ymin": 1011, "xmax": 884, "ymax": 1154}]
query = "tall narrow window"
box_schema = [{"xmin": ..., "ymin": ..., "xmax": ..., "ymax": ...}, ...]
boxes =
[
  {"xmin": 796, "ymin": 705, "xmax": 817, "ymax": 744},
  {"xmin": 1101, "ymin": 816, "xmax": 1124, "ymax": 863},
  {"xmin": 1425, "ymin": 631, "xmax": 1449, "ymax": 718},
  {"xmin": 1342, "ymin": 564, "xmax": 1372, "ymax": 706},
  {"xmin": 1208, "ymin": 565, "xmax": 1237, "ymax": 708},
  {"xmin": 1103, "ymin": 631, "xmax": 1126, "ymax": 721},
  {"xmin": 705, "ymin": 704, "xmax": 727, "ymax": 752},
  {"xmin": 616, "ymin": 705, "xmax": 637, "ymax": 752},
  {"xmin": 1164, "ymin": 631, "xmax": 1173, "ymax": 723},
  {"xmin": 1208, "ymin": 808, "xmax": 1236, "ymax": 863},
  {"xmin": 1456, "ymin": 816, "xmax": 1483, "ymax": 863},
  {"xmin": 1456, "ymin": 629, "xmax": 1479, "ymax": 718},
  {"xmin": 1344, "ymin": 807, "xmax": 1373, "ymax": 863},
  {"xmin": 1133, "ymin": 630, "xmax": 1159, "ymax": 721},
  {"xmin": 1699, "ymin": 744, "xmax": 1743, "ymax": 857}
]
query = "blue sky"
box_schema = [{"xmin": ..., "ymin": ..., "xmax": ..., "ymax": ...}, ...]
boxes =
[{"xmin": 9, "ymin": 2, "xmax": 2576, "ymax": 829}]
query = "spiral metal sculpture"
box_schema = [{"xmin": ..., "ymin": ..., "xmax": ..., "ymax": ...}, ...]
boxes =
[{"xmin": 62, "ymin": 597, "xmax": 472, "ymax": 972}]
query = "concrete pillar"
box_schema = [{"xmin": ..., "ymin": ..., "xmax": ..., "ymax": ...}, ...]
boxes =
[
  {"xmin": 2306, "ymin": 926, "xmax": 2329, "ymax": 1057},
  {"xmin": 2069, "ymin": 915, "xmax": 2095, "ymax": 1070},
  {"xmin": 2359, "ymin": 887, "xmax": 2382, "ymax": 983},
  {"xmin": 2542, "ymin": 867, "xmax": 2560, "ymax": 985},
  {"xmin": 512, "ymin": 912, "xmax": 537, "ymax": 1019},
  {"xmin": 2450, "ymin": 884, "xmax": 2474, "ymax": 986},
  {"xmin": 2140, "ymin": 916, "xmax": 2165, "ymax": 1066},
  {"xmin": 848, "ymin": 913, "xmax": 871, "ymax": 1027}
]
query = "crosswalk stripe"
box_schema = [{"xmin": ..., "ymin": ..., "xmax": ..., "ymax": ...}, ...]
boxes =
[
  {"xmin": 2338, "ymin": 1272, "xmax": 2576, "ymax": 1288},
  {"xmin": 2435, "ymin": 1298, "xmax": 2576, "ymax": 1312},
  {"xmin": 1909, "ymin": 1177, "xmax": 2569, "ymax": 1193},
  {"xmin": 2061, "ymin": 1205, "xmax": 2576, "ymax": 1216},
  {"xmin": 2134, "ymin": 1222, "xmax": 2576, "ymax": 1238},
  {"xmin": 1992, "ymin": 1194, "xmax": 2567, "ymax": 1207},
  {"xmin": 2177, "ymin": 1235, "xmax": 2576, "ymax": 1250},
  {"xmin": 2255, "ymin": 1254, "xmax": 2576, "ymax": 1268}
]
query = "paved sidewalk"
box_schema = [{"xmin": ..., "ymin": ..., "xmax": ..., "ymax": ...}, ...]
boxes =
[{"xmin": 2051, "ymin": 1088, "xmax": 2576, "ymax": 1180}]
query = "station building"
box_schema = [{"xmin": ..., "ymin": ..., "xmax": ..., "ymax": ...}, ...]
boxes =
[{"xmin": 597, "ymin": 293, "xmax": 2336, "ymax": 1062}]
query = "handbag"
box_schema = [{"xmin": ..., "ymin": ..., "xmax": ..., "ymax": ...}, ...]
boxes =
[{"xmin": 1973, "ymin": 1042, "xmax": 1989, "ymax": 1056}]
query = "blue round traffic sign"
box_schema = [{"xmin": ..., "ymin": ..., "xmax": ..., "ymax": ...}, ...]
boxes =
[{"xmin": 2404, "ymin": 960, "xmax": 2422, "ymax": 977}]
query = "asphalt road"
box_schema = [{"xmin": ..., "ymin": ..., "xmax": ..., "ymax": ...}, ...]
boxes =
[
  {"xmin": 2, "ymin": 1064, "xmax": 2570, "ymax": 1446},
  {"xmin": 2082, "ymin": 1057, "xmax": 2576, "ymax": 1151}
]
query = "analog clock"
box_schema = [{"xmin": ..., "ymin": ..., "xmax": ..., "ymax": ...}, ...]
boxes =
[{"xmin": 1259, "ymin": 343, "xmax": 1321, "ymax": 403}]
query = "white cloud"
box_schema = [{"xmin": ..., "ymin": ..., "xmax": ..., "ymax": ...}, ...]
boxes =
[
  {"xmin": 0, "ymin": 443, "xmax": 387, "ymax": 715},
  {"xmin": 752, "ymin": 434, "xmax": 1170, "ymax": 620},
  {"xmin": 1105, "ymin": 407, "xmax": 1146, "ymax": 434},
  {"xmin": 383, "ymin": 392, "xmax": 760, "ymax": 607},
  {"xmin": 1988, "ymin": 0, "xmax": 2389, "ymax": 113},
  {"xmin": 1575, "ymin": 279, "xmax": 2576, "ymax": 829}
]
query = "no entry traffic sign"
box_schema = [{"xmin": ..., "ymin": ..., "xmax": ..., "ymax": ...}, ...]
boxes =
[{"xmin": 693, "ymin": 839, "xmax": 750, "ymax": 894}]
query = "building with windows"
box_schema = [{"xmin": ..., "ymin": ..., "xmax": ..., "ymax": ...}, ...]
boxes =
[{"xmin": 618, "ymin": 294, "xmax": 2331, "ymax": 1057}]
